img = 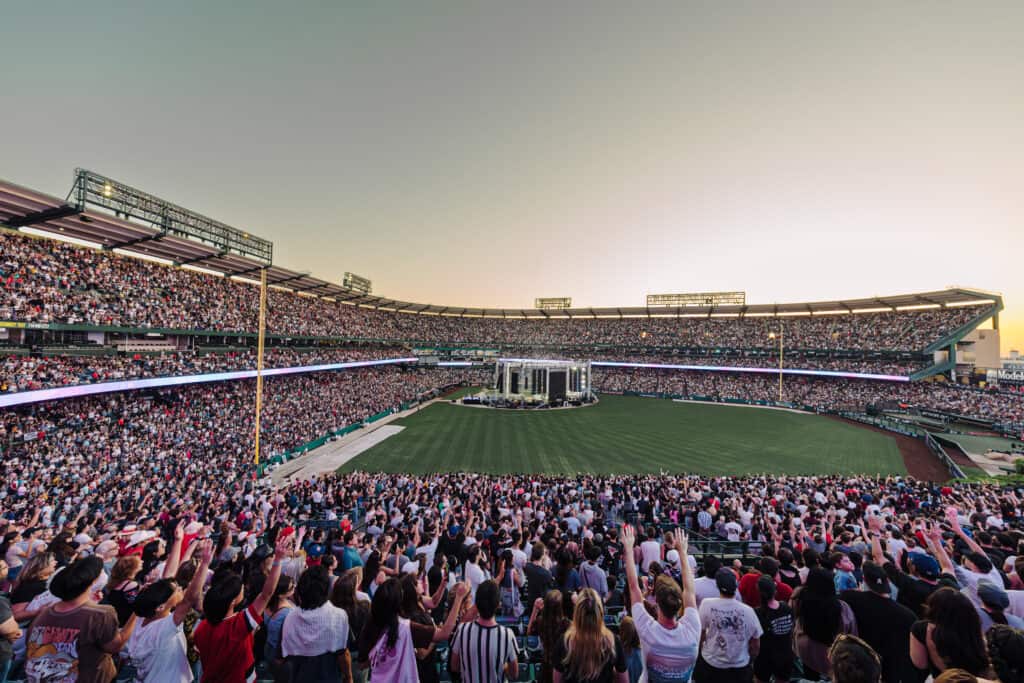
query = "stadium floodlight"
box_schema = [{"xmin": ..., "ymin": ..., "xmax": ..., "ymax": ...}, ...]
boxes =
[{"xmin": 70, "ymin": 168, "xmax": 273, "ymax": 265}]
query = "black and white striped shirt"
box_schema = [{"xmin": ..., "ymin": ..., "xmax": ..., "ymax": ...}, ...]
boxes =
[{"xmin": 451, "ymin": 620, "xmax": 519, "ymax": 683}]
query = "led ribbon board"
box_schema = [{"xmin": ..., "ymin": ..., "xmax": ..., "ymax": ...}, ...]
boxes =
[
  {"xmin": 0, "ymin": 357, "xmax": 418, "ymax": 409},
  {"xmin": 498, "ymin": 359, "xmax": 909, "ymax": 382}
]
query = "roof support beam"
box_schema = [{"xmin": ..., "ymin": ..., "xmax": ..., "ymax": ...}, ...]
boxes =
[
  {"xmin": 267, "ymin": 273, "xmax": 310, "ymax": 286},
  {"xmin": 176, "ymin": 251, "xmax": 226, "ymax": 266},
  {"xmin": 291, "ymin": 282, "xmax": 329, "ymax": 294},
  {"xmin": 108, "ymin": 232, "xmax": 167, "ymax": 250},
  {"xmin": 7, "ymin": 204, "xmax": 81, "ymax": 227},
  {"xmin": 229, "ymin": 265, "xmax": 266, "ymax": 278}
]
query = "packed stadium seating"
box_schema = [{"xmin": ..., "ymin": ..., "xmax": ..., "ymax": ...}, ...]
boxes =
[{"xmin": 0, "ymin": 230, "xmax": 985, "ymax": 350}]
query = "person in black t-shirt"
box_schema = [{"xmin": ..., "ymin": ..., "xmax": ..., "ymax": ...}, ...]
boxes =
[
  {"xmin": 840, "ymin": 562, "xmax": 917, "ymax": 683},
  {"xmin": 524, "ymin": 542, "xmax": 555, "ymax": 609},
  {"xmin": 753, "ymin": 576, "xmax": 794, "ymax": 683}
]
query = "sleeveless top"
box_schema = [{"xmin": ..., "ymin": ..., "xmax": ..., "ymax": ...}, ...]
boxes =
[{"xmin": 368, "ymin": 617, "xmax": 419, "ymax": 683}]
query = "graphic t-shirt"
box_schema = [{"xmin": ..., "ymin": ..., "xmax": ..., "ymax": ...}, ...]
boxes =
[
  {"xmin": 25, "ymin": 602, "xmax": 119, "ymax": 683},
  {"xmin": 698, "ymin": 597, "xmax": 763, "ymax": 669},
  {"xmin": 631, "ymin": 602, "xmax": 701, "ymax": 682},
  {"xmin": 755, "ymin": 602, "xmax": 794, "ymax": 666}
]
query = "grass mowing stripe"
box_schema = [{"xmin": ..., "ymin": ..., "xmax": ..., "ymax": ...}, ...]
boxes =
[{"xmin": 340, "ymin": 395, "xmax": 906, "ymax": 476}]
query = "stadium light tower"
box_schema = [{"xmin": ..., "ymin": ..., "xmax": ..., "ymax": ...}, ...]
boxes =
[{"xmin": 768, "ymin": 326, "xmax": 784, "ymax": 402}]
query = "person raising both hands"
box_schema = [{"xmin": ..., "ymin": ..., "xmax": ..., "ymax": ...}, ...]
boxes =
[{"xmin": 621, "ymin": 525, "xmax": 701, "ymax": 683}]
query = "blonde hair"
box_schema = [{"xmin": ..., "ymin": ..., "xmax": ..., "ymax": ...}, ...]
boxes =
[{"xmin": 562, "ymin": 588, "xmax": 615, "ymax": 681}]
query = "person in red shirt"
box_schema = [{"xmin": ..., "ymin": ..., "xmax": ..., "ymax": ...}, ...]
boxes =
[
  {"xmin": 739, "ymin": 556, "xmax": 793, "ymax": 607},
  {"xmin": 194, "ymin": 532, "xmax": 294, "ymax": 683}
]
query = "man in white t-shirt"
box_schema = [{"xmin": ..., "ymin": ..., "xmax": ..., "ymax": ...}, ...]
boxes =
[
  {"xmin": 622, "ymin": 525, "xmax": 702, "ymax": 683},
  {"xmin": 694, "ymin": 557, "xmax": 740, "ymax": 607},
  {"xmin": 464, "ymin": 545, "xmax": 488, "ymax": 599},
  {"xmin": 640, "ymin": 527, "xmax": 662, "ymax": 573},
  {"xmin": 696, "ymin": 568, "xmax": 762, "ymax": 682}
]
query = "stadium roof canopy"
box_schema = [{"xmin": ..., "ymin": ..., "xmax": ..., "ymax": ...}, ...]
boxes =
[{"xmin": 0, "ymin": 177, "xmax": 1002, "ymax": 319}]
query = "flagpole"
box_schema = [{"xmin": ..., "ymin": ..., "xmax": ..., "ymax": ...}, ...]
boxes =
[{"xmin": 254, "ymin": 268, "xmax": 268, "ymax": 469}]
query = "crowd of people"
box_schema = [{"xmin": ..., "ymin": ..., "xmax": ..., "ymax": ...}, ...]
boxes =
[
  {"xmin": 0, "ymin": 366, "xmax": 487, "ymax": 529},
  {"xmin": 0, "ymin": 348, "xmax": 930, "ymax": 395},
  {"xmin": 2, "ymin": 471, "xmax": 1024, "ymax": 682},
  {"xmin": 0, "ymin": 231, "xmax": 986, "ymax": 350},
  {"xmin": 0, "ymin": 346, "xmax": 406, "ymax": 393},
  {"xmin": 594, "ymin": 369, "xmax": 1024, "ymax": 433}
]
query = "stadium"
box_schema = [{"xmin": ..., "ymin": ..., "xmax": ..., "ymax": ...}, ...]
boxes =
[
  {"xmin": 4, "ymin": 3, "xmax": 1024, "ymax": 677},
  {"xmin": 2, "ymin": 168, "xmax": 1024, "ymax": 681}
]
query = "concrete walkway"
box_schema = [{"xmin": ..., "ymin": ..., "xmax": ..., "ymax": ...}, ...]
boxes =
[{"xmin": 269, "ymin": 397, "xmax": 447, "ymax": 484}]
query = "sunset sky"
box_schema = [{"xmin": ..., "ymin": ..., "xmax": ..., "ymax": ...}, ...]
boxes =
[{"xmin": 2, "ymin": 2, "xmax": 1021, "ymax": 352}]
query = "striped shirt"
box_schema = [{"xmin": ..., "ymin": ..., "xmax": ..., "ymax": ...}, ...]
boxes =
[{"xmin": 451, "ymin": 621, "xmax": 519, "ymax": 683}]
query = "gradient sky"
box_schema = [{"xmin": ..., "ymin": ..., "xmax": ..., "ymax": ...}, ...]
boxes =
[{"xmin": 2, "ymin": 2, "xmax": 1022, "ymax": 352}]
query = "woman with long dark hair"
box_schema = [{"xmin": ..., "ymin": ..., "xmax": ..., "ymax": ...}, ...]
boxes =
[
  {"xmin": 528, "ymin": 589, "xmax": 571, "ymax": 683},
  {"xmin": 263, "ymin": 575, "xmax": 295, "ymax": 683},
  {"xmin": 910, "ymin": 587, "xmax": 992, "ymax": 679},
  {"xmin": 357, "ymin": 577, "xmax": 469, "ymax": 683},
  {"xmin": 360, "ymin": 551, "xmax": 383, "ymax": 597},
  {"xmin": 987, "ymin": 624, "xmax": 1024, "ymax": 683},
  {"xmin": 331, "ymin": 569, "xmax": 370, "ymax": 683},
  {"xmin": 554, "ymin": 548, "xmax": 582, "ymax": 614},
  {"xmin": 792, "ymin": 567, "xmax": 857, "ymax": 680}
]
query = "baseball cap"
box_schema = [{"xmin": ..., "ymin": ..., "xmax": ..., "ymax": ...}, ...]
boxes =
[
  {"xmin": 909, "ymin": 553, "xmax": 940, "ymax": 579},
  {"xmin": 978, "ymin": 580, "xmax": 1010, "ymax": 610},
  {"xmin": 862, "ymin": 562, "xmax": 889, "ymax": 593},
  {"xmin": 665, "ymin": 549, "xmax": 680, "ymax": 568},
  {"xmin": 715, "ymin": 567, "xmax": 738, "ymax": 595}
]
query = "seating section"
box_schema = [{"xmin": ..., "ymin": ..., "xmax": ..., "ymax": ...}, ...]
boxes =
[{"xmin": 0, "ymin": 231, "xmax": 985, "ymax": 349}]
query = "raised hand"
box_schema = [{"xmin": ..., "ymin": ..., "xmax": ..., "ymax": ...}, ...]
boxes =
[
  {"xmin": 198, "ymin": 539, "xmax": 214, "ymax": 564},
  {"xmin": 674, "ymin": 527, "xmax": 689, "ymax": 556},
  {"xmin": 621, "ymin": 524, "xmax": 636, "ymax": 551},
  {"xmin": 274, "ymin": 531, "xmax": 295, "ymax": 561}
]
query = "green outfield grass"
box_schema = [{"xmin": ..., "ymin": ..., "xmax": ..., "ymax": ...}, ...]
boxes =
[{"xmin": 338, "ymin": 394, "xmax": 906, "ymax": 476}]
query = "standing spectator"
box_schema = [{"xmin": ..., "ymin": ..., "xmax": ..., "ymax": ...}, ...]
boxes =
[
  {"xmin": 839, "ymin": 562, "xmax": 917, "ymax": 683},
  {"xmin": 528, "ymin": 590, "xmax": 569, "ymax": 683},
  {"xmin": 976, "ymin": 580, "xmax": 1024, "ymax": 633},
  {"xmin": 695, "ymin": 567, "xmax": 762, "ymax": 683},
  {"xmin": 640, "ymin": 528, "xmax": 662, "ymax": 573},
  {"xmin": 617, "ymin": 616, "xmax": 643, "ymax": 683},
  {"xmin": 909, "ymin": 587, "xmax": 992, "ymax": 679},
  {"xmin": 10, "ymin": 552, "xmax": 56, "ymax": 622},
  {"xmin": 127, "ymin": 539, "xmax": 215, "ymax": 683},
  {"xmin": 621, "ymin": 526, "xmax": 701, "ymax": 682},
  {"xmin": 264, "ymin": 576, "xmax": 297, "ymax": 683},
  {"xmin": 496, "ymin": 550, "xmax": 525, "ymax": 618},
  {"xmin": 25, "ymin": 556, "xmax": 134, "ymax": 683},
  {"xmin": 280, "ymin": 565, "xmax": 351, "ymax": 682},
  {"xmin": 752, "ymin": 576, "xmax": 794, "ymax": 683},
  {"xmin": 358, "ymin": 577, "xmax": 469, "ymax": 683},
  {"xmin": 0, "ymin": 560, "xmax": 21, "ymax": 683},
  {"xmin": 330, "ymin": 571, "xmax": 369, "ymax": 683},
  {"xmin": 450, "ymin": 580, "xmax": 520, "ymax": 683},
  {"xmin": 792, "ymin": 568, "xmax": 858, "ymax": 680},
  {"xmin": 986, "ymin": 624, "xmax": 1024, "ymax": 683},
  {"xmin": 551, "ymin": 587, "xmax": 628, "ymax": 683},
  {"xmin": 828, "ymin": 635, "xmax": 882, "ymax": 683},
  {"xmin": 524, "ymin": 543, "xmax": 554, "ymax": 610},
  {"xmin": 194, "ymin": 532, "xmax": 292, "ymax": 683}
]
